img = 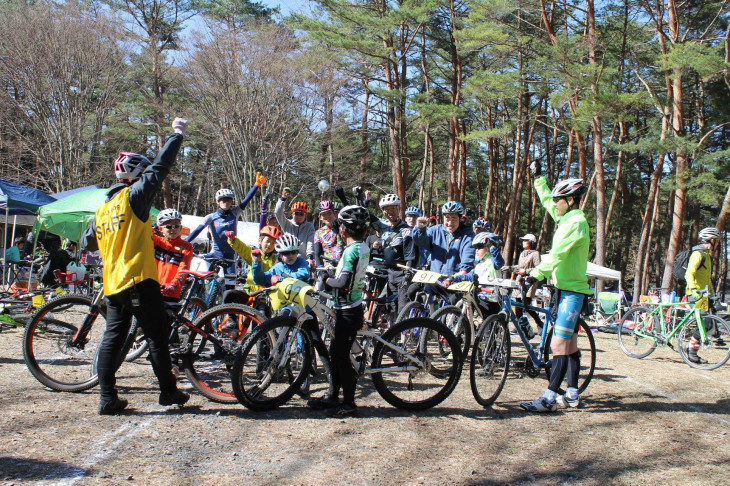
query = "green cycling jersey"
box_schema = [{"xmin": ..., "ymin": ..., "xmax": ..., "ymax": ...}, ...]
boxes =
[{"xmin": 529, "ymin": 176, "xmax": 591, "ymax": 295}]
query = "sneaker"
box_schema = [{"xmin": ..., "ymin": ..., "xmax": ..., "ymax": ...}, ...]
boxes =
[
  {"xmin": 159, "ymin": 389, "xmax": 190, "ymax": 406},
  {"xmin": 325, "ymin": 403, "xmax": 358, "ymax": 418},
  {"xmin": 98, "ymin": 397, "xmax": 129, "ymax": 415},
  {"xmin": 520, "ymin": 397, "xmax": 557, "ymax": 413},
  {"xmin": 307, "ymin": 395, "xmax": 339, "ymax": 410},
  {"xmin": 556, "ymin": 394, "xmax": 581, "ymax": 409},
  {"xmin": 686, "ymin": 347, "xmax": 708, "ymax": 364}
]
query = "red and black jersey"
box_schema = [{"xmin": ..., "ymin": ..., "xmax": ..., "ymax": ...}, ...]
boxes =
[{"xmin": 153, "ymin": 234, "xmax": 193, "ymax": 299}]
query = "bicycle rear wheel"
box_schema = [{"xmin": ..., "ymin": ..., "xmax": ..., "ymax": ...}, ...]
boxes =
[
  {"xmin": 470, "ymin": 314, "xmax": 510, "ymax": 407},
  {"xmin": 543, "ymin": 319, "xmax": 596, "ymax": 394},
  {"xmin": 22, "ymin": 294, "xmax": 104, "ymax": 392},
  {"xmin": 677, "ymin": 315, "xmax": 730, "ymax": 370},
  {"xmin": 181, "ymin": 303, "xmax": 264, "ymax": 403},
  {"xmin": 231, "ymin": 316, "xmax": 312, "ymax": 411},
  {"xmin": 370, "ymin": 318, "xmax": 462, "ymax": 411},
  {"xmin": 617, "ymin": 306, "xmax": 659, "ymax": 359},
  {"xmin": 430, "ymin": 305, "xmax": 471, "ymax": 360}
]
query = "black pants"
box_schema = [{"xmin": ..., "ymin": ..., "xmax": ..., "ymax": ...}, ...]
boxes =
[
  {"xmin": 97, "ymin": 279, "xmax": 177, "ymax": 402},
  {"xmin": 387, "ymin": 268, "xmax": 409, "ymax": 314},
  {"xmin": 329, "ymin": 306, "xmax": 363, "ymax": 405}
]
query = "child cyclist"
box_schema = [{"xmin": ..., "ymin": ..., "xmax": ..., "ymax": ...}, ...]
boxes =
[
  {"xmin": 186, "ymin": 172, "xmax": 267, "ymax": 277},
  {"xmin": 309, "ymin": 200, "xmax": 343, "ymax": 269},
  {"xmin": 251, "ymin": 233, "xmax": 311, "ymax": 286},
  {"xmin": 307, "ymin": 205, "xmax": 371, "ymax": 418},
  {"xmin": 153, "ymin": 209, "xmax": 193, "ymax": 300},
  {"xmin": 222, "ymin": 224, "xmax": 282, "ymax": 306}
]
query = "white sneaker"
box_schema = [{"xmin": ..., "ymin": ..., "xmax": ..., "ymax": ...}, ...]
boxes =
[
  {"xmin": 520, "ymin": 397, "xmax": 557, "ymax": 413},
  {"xmin": 556, "ymin": 394, "xmax": 581, "ymax": 408}
]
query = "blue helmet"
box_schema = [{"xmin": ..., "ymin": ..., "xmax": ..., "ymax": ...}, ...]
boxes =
[
  {"xmin": 473, "ymin": 219, "xmax": 488, "ymax": 229},
  {"xmin": 441, "ymin": 201, "xmax": 464, "ymax": 215},
  {"xmin": 405, "ymin": 206, "xmax": 422, "ymax": 216}
]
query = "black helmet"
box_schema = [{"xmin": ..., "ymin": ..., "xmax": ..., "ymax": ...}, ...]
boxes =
[{"xmin": 337, "ymin": 205, "xmax": 369, "ymax": 230}]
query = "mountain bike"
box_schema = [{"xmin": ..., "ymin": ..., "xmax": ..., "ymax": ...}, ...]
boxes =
[
  {"xmin": 617, "ymin": 289, "xmax": 730, "ymax": 370},
  {"xmin": 230, "ymin": 278, "xmax": 463, "ymax": 412},
  {"xmin": 469, "ymin": 278, "xmax": 596, "ymax": 408}
]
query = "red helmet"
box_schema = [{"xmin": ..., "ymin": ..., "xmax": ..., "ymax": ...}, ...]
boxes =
[
  {"xmin": 260, "ymin": 225, "xmax": 283, "ymax": 240},
  {"xmin": 291, "ymin": 201, "xmax": 308, "ymax": 214}
]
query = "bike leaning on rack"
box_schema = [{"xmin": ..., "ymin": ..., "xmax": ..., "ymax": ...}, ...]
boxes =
[
  {"xmin": 230, "ymin": 278, "xmax": 463, "ymax": 412},
  {"xmin": 470, "ymin": 278, "xmax": 596, "ymax": 408},
  {"xmin": 617, "ymin": 289, "xmax": 730, "ymax": 370}
]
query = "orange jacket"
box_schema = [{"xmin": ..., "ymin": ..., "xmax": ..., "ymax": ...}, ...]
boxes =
[{"xmin": 153, "ymin": 234, "xmax": 193, "ymax": 299}]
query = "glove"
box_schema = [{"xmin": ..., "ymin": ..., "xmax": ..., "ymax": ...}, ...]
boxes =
[
  {"xmin": 523, "ymin": 275, "xmax": 538, "ymax": 288},
  {"xmin": 270, "ymin": 275, "xmax": 281, "ymax": 285},
  {"xmin": 335, "ymin": 186, "xmax": 346, "ymax": 198},
  {"xmin": 490, "ymin": 246, "xmax": 500, "ymax": 258},
  {"xmin": 690, "ymin": 290, "xmax": 702, "ymax": 301},
  {"xmin": 308, "ymin": 258, "xmax": 316, "ymax": 269},
  {"xmin": 172, "ymin": 117, "xmax": 188, "ymax": 136},
  {"xmin": 281, "ymin": 187, "xmax": 291, "ymax": 199},
  {"xmin": 224, "ymin": 231, "xmax": 235, "ymax": 240},
  {"xmin": 529, "ymin": 161, "xmax": 542, "ymax": 176},
  {"xmin": 352, "ymin": 186, "xmax": 362, "ymax": 198},
  {"xmin": 255, "ymin": 172, "xmax": 267, "ymax": 186},
  {"xmin": 251, "ymin": 249, "xmax": 262, "ymax": 258},
  {"xmin": 440, "ymin": 278, "xmax": 453, "ymax": 288}
]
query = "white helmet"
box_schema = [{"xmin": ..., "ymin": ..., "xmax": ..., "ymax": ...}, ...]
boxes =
[
  {"xmin": 114, "ymin": 152, "xmax": 151, "ymax": 182},
  {"xmin": 520, "ymin": 233, "xmax": 537, "ymax": 244},
  {"xmin": 275, "ymin": 233, "xmax": 301, "ymax": 253},
  {"xmin": 216, "ymin": 188, "xmax": 235, "ymax": 202},
  {"xmin": 698, "ymin": 227, "xmax": 720, "ymax": 243},
  {"xmin": 379, "ymin": 193, "xmax": 402, "ymax": 208},
  {"xmin": 157, "ymin": 208, "xmax": 182, "ymax": 226},
  {"xmin": 551, "ymin": 179, "xmax": 586, "ymax": 199}
]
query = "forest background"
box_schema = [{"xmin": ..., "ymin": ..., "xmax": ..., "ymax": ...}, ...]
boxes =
[{"xmin": 0, "ymin": 0, "xmax": 728, "ymax": 300}]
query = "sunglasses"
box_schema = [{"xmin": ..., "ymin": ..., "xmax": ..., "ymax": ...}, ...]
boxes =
[
  {"xmin": 293, "ymin": 211, "xmax": 306, "ymax": 216},
  {"xmin": 162, "ymin": 224, "xmax": 181, "ymax": 229},
  {"xmin": 280, "ymin": 250, "xmax": 298, "ymax": 256}
]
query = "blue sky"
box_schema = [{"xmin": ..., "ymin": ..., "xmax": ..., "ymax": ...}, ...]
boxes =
[{"xmin": 261, "ymin": 0, "xmax": 311, "ymax": 17}]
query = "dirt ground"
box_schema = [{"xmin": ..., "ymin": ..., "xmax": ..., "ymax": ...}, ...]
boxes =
[{"xmin": 1, "ymin": 322, "xmax": 728, "ymax": 486}]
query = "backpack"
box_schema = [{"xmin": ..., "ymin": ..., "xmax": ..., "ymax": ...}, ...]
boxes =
[{"xmin": 672, "ymin": 246, "xmax": 706, "ymax": 284}]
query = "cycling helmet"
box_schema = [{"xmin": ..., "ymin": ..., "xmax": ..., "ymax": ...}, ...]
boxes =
[
  {"xmin": 337, "ymin": 205, "xmax": 370, "ymax": 230},
  {"xmin": 157, "ymin": 208, "xmax": 182, "ymax": 226},
  {"xmin": 485, "ymin": 232, "xmax": 502, "ymax": 247},
  {"xmin": 551, "ymin": 178, "xmax": 586, "ymax": 199},
  {"xmin": 114, "ymin": 152, "xmax": 151, "ymax": 182},
  {"xmin": 318, "ymin": 200, "xmax": 333, "ymax": 212},
  {"xmin": 291, "ymin": 201, "xmax": 308, "ymax": 214},
  {"xmin": 520, "ymin": 233, "xmax": 537, "ymax": 244},
  {"xmin": 405, "ymin": 206, "xmax": 422, "ymax": 216},
  {"xmin": 379, "ymin": 193, "xmax": 402, "ymax": 208},
  {"xmin": 215, "ymin": 188, "xmax": 235, "ymax": 202},
  {"xmin": 260, "ymin": 225, "xmax": 283, "ymax": 240},
  {"xmin": 472, "ymin": 232, "xmax": 491, "ymax": 248},
  {"xmin": 698, "ymin": 227, "xmax": 721, "ymax": 242},
  {"xmin": 275, "ymin": 233, "xmax": 301, "ymax": 253},
  {"xmin": 441, "ymin": 201, "xmax": 465, "ymax": 215},
  {"xmin": 473, "ymin": 219, "xmax": 488, "ymax": 230}
]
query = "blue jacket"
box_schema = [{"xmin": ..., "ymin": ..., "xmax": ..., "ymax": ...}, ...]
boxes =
[
  {"xmin": 252, "ymin": 257, "xmax": 311, "ymax": 286},
  {"xmin": 413, "ymin": 223, "xmax": 476, "ymax": 275},
  {"xmin": 186, "ymin": 184, "xmax": 259, "ymax": 257}
]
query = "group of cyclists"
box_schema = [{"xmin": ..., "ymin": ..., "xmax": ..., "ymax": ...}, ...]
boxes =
[{"xmin": 38, "ymin": 117, "xmax": 722, "ymax": 418}]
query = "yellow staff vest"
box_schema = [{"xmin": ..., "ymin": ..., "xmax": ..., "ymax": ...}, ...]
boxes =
[{"xmin": 95, "ymin": 187, "xmax": 159, "ymax": 296}]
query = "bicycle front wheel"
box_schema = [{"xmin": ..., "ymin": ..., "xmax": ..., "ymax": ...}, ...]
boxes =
[
  {"xmin": 617, "ymin": 306, "xmax": 659, "ymax": 359},
  {"xmin": 396, "ymin": 301, "xmax": 429, "ymax": 323},
  {"xmin": 430, "ymin": 305, "xmax": 471, "ymax": 360},
  {"xmin": 182, "ymin": 303, "xmax": 264, "ymax": 403},
  {"xmin": 677, "ymin": 315, "xmax": 730, "ymax": 370},
  {"xmin": 371, "ymin": 318, "xmax": 463, "ymax": 411},
  {"xmin": 22, "ymin": 294, "xmax": 105, "ymax": 392},
  {"xmin": 543, "ymin": 319, "xmax": 596, "ymax": 394},
  {"xmin": 470, "ymin": 314, "xmax": 510, "ymax": 408},
  {"xmin": 231, "ymin": 316, "xmax": 312, "ymax": 411}
]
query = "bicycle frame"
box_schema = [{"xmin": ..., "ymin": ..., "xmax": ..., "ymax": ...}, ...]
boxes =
[{"xmin": 631, "ymin": 301, "xmax": 708, "ymax": 344}]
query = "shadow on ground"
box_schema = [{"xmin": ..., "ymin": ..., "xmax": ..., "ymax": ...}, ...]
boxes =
[{"xmin": 0, "ymin": 456, "xmax": 90, "ymax": 481}]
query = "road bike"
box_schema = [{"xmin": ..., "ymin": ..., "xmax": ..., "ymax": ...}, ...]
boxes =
[
  {"xmin": 230, "ymin": 278, "xmax": 463, "ymax": 411},
  {"xmin": 469, "ymin": 278, "xmax": 596, "ymax": 408},
  {"xmin": 617, "ymin": 289, "xmax": 730, "ymax": 370}
]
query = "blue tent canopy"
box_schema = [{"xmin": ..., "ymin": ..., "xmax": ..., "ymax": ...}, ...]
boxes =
[
  {"xmin": 52, "ymin": 184, "xmax": 101, "ymax": 200},
  {"xmin": 0, "ymin": 179, "xmax": 56, "ymax": 213}
]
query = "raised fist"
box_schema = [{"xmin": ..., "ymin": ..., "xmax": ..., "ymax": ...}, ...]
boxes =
[
  {"xmin": 529, "ymin": 161, "xmax": 542, "ymax": 176},
  {"xmin": 281, "ymin": 187, "xmax": 291, "ymax": 199},
  {"xmin": 255, "ymin": 172, "xmax": 267, "ymax": 187},
  {"xmin": 172, "ymin": 117, "xmax": 188, "ymax": 136},
  {"xmin": 416, "ymin": 216, "xmax": 429, "ymax": 229}
]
